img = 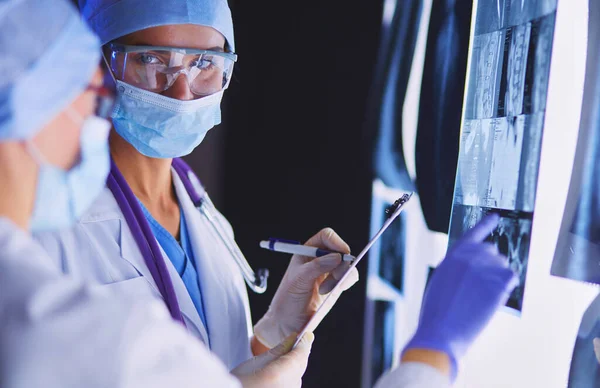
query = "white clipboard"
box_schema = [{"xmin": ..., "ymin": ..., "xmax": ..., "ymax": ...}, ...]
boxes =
[{"xmin": 293, "ymin": 192, "xmax": 413, "ymax": 347}]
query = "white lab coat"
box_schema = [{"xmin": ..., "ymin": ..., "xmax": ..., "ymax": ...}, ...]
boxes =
[
  {"xmin": 0, "ymin": 216, "xmax": 448, "ymax": 388},
  {"xmin": 33, "ymin": 169, "xmax": 253, "ymax": 371},
  {"xmin": 0, "ymin": 217, "xmax": 242, "ymax": 388}
]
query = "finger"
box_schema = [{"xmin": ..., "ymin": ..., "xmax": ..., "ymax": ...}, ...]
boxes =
[
  {"xmin": 247, "ymin": 333, "xmax": 311, "ymax": 378},
  {"xmin": 482, "ymin": 242, "xmax": 499, "ymax": 256},
  {"xmin": 319, "ymin": 263, "xmax": 359, "ymax": 294},
  {"xmin": 474, "ymin": 250, "xmax": 510, "ymax": 269},
  {"xmin": 499, "ymin": 267, "xmax": 520, "ymax": 292},
  {"xmin": 304, "ymin": 228, "xmax": 350, "ymax": 253},
  {"xmin": 460, "ymin": 214, "xmax": 500, "ymax": 243},
  {"xmin": 297, "ymin": 332, "xmax": 315, "ymax": 349},
  {"xmin": 494, "ymin": 268, "xmax": 519, "ymax": 304},
  {"xmin": 338, "ymin": 267, "xmax": 359, "ymax": 291},
  {"xmin": 477, "ymin": 258, "xmax": 519, "ymax": 291},
  {"xmin": 265, "ymin": 333, "xmax": 297, "ymax": 359},
  {"xmin": 459, "ymin": 242, "xmax": 501, "ymax": 259},
  {"xmin": 285, "ymin": 332, "xmax": 314, "ymax": 366},
  {"xmin": 303, "ymin": 253, "xmax": 342, "ymax": 281}
]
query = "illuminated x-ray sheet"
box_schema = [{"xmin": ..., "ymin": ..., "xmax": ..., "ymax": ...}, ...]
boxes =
[
  {"xmin": 455, "ymin": 114, "xmax": 544, "ymax": 212},
  {"xmin": 551, "ymin": 0, "xmax": 600, "ymax": 286},
  {"xmin": 448, "ymin": 0, "xmax": 556, "ymax": 313}
]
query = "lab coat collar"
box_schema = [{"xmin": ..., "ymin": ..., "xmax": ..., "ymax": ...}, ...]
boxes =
[
  {"xmin": 172, "ymin": 169, "xmax": 245, "ymax": 367},
  {"xmin": 83, "ymin": 182, "xmax": 211, "ymax": 344}
]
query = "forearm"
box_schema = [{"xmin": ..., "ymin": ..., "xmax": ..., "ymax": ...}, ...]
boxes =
[
  {"xmin": 374, "ymin": 361, "xmax": 451, "ymax": 388},
  {"xmin": 401, "ymin": 349, "xmax": 450, "ymax": 377}
]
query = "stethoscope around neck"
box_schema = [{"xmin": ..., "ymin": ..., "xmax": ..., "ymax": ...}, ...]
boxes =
[{"xmin": 106, "ymin": 157, "xmax": 269, "ymax": 325}]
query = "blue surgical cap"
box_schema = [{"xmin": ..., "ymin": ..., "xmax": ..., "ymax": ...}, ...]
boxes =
[
  {"xmin": 0, "ymin": 0, "xmax": 101, "ymax": 141},
  {"xmin": 79, "ymin": 0, "xmax": 235, "ymax": 51}
]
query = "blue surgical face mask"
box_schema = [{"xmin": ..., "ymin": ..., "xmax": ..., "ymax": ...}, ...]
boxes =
[
  {"xmin": 27, "ymin": 110, "xmax": 111, "ymax": 232},
  {"xmin": 111, "ymin": 80, "xmax": 224, "ymax": 158}
]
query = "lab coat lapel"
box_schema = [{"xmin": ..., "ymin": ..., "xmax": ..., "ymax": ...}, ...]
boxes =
[
  {"xmin": 173, "ymin": 172, "xmax": 246, "ymax": 367},
  {"xmin": 117, "ymin": 189, "xmax": 210, "ymax": 345}
]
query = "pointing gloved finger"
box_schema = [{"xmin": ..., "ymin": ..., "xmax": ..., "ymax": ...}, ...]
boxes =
[
  {"xmin": 480, "ymin": 242, "xmax": 500, "ymax": 256},
  {"xmin": 460, "ymin": 214, "xmax": 500, "ymax": 244},
  {"xmin": 476, "ymin": 259, "xmax": 519, "ymax": 294},
  {"xmin": 500, "ymin": 267, "xmax": 520, "ymax": 292},
  {"xmin": 465, "ymin": 242, "xmax": 501, "ymax": 259},
  {"xmin": 303, "ymin": 228, "xmax": 350, "ymax": 253},
  {"xmin": 454, "ymin": 242, "xmax": 500, "ymax": 260},
  {"xmin": 492, "ymin": 270, "xmax": 519, "ymax": 307},
  {"xmin": 474, "ymin": 251, "xmax": 511, "ymax": 270}
]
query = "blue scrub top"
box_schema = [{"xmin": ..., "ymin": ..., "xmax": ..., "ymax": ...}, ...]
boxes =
[{"xmin": 138, "ymin": 200, "xmax": 210, "ymax": 343}]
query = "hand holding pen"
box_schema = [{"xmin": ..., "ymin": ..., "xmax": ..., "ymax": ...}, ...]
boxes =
[
  {"xmin": 253, "ymin": 228, "xmax": 360, "ymax": 349},
  {"xmin": 259, "ymin": 238, "xmax": 356, "ymax": 262}
]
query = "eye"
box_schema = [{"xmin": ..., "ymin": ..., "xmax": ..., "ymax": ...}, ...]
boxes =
[
  {"xmin": 137, "ymin": 53, "xmax": 162, "ymax": 65},
  {"xmin": 192, "ymin": 56, "xmax": 216, "ymax": 70}
]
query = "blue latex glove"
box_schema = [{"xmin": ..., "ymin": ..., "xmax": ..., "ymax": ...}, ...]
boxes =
[{"xmin": 402, "ymin": 214, "xmax": 519, "ymax": 381}]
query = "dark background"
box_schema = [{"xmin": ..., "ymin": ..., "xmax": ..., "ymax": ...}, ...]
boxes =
[{"xmin": 188, "ymin": 1, "xmax": 384, "ymax": 386}]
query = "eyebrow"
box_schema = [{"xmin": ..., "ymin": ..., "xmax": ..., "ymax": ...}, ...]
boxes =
[{"xmin": 121, "ymin": 39, "xmax": 225, "ymax": 52}]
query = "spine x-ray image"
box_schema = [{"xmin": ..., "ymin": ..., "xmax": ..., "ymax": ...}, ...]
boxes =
[{"xmin": 448, "ymin": 0, "xmax": 556, "ymax": 313}]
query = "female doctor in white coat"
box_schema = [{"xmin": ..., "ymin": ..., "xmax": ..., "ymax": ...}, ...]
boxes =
[
  {"xmin": 34, "ymin": 0, "xmax": 360, "ymax": 370},
  {"xmin": 0, "ymin": 0, "xmax": 317, "ymax": 386}
]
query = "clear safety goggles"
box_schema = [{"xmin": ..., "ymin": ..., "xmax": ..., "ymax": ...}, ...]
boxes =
[{"xmin": 106, "ymin": 43, "xmax": 237, "ymax": 97}]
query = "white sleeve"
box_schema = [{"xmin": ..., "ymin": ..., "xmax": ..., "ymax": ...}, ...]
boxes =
[
  {"xmin": 373, "ymin": 363, "xmax": 452, "ymax": 388},
  {"xmin": 0, "ymin": 218, "xmax": 241, "ymax": 388}
]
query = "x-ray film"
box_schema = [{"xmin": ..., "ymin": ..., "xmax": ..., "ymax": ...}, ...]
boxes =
[
  {"xmin": 377, "ymin": 208, "xmax": 406, "ymax": 292},
  {"xmin": 455, "ymin": 119, "xmax": 494, "ymax": 206},
  {"xmin": 466, "ymin": 31, "xmax": 505, "ymax": 119},
  {"xmin": 455, "ymin": 114, "xmax": 543, "ymax": 212},
  {"xmin": 475, "ymin": 0, "xmax": 558, "ymax": 35},
  {"xmin": 551, "ymin": 127, "xmax": 600, "ymax": 283},
  {"xmin": 504, "ymin": 24, "xmax": 531, "ymax": 117},
  {"xmin": 370, "ymin": 301, "xmax": 397, "ymax": 387},
  {"xmin": 551, "ymin": 1, "xmax": 600, "ymax": 285},
  {"xmin": 507, "ymin": 0, "xmax": 557, "ymax": 27},
  {"xmin": 487, "ymin": 116, "xmax": 524, "ymax": 209},
  {"xmin": 450, "ymin": 2, "xmax": 556, "ymax": 312},
  {"xmin": 475, "ymin": 1, "xmax": 508, "ymax": 35},
  {"xmin": 529, "ymin": 13, "xmax": 556, "ymax": 113},
  {"xmin": 516, "ymin": 113, "xmax": 544, "ymax": 211}
]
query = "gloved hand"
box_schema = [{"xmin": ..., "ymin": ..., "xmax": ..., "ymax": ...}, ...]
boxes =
[
  {"xmin": 232, "ymin": 333, "xmax": 314, "ymax": 388},
  {"xmin": 254, "ymin": 228, "xmax": 359, "ymax": 349},
  {"xmin": 402, "ymin": 214, "xmax": 518, "ymax": 382}
]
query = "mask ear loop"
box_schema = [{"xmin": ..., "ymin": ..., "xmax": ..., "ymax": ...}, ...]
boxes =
[
  {"xmin": 24, "ymin": 141, "xmax": 47, "ymax": 166},
  {"xmin": 64, "ymin": 106, "xmax": 84, "ymax": 126}
]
